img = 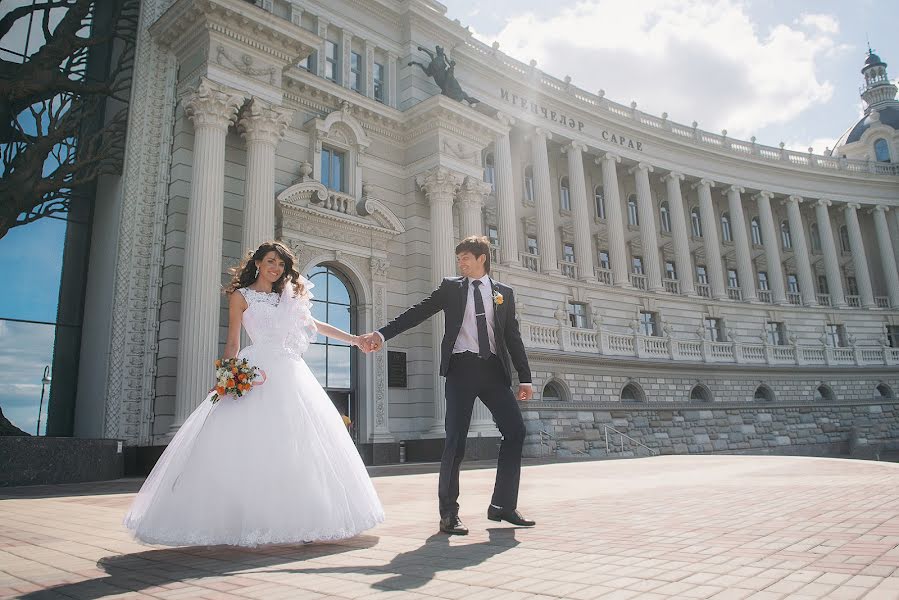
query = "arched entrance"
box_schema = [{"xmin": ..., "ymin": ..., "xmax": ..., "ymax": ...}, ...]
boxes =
[{"xmin": 306, "ymin": 264, "xmax": 359, "ymax": 441}]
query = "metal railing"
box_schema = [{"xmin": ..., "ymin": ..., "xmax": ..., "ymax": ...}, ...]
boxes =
[{"xmin": 603, "ymin": 425, "xmax": 658, "ymax": 456}]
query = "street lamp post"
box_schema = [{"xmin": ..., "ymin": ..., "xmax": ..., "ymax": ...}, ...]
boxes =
[{"xmin": 36, "ymin": 365, "xmax": 51, "ymax": 436}]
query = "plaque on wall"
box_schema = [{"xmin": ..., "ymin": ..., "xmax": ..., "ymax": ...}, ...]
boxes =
[{"xmin": 388, "ymin": 351, "xmax": 407, "ymax": 388}]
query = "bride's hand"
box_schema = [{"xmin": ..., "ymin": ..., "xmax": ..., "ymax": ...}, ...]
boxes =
[{"xmin": 253, "ymin": 369, "xmax": 267, "ymax": 386}]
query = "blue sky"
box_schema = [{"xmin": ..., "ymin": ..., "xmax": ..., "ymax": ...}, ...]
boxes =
[{"xmin": 444, "ymin": 0, "xmax": 898, "ymax": 152}]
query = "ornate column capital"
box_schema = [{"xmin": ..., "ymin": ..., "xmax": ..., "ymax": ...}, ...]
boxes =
[
  {"xmin": 754, "ymin": 190, "xmax": 774, "ymax": 201},
  {"xmin": 416, "ymin": 167, "xmax": 462, "ymax": 203},
  {"xmin": 628, "ymin": 162, "xmax": 654, "ymax": 175},
  {"xmin": 457, "ymin": 175, "xmax": 492, "ymax": 203},
  {"xmin": 845, "ymin": 202, "xmax": 862, "ymax": 211},
  {"xmin": 238, "ymin": 98, "xmax": 293, "ymax": 146},
  {"xmin": 661, "ymin": 171, "xmax": 684, "ymax": 183},
  {"xmin": 532, "ymin": 126, "xmax": 552, "ymax": 141},
  {"xmin": 597, "ymin": 151, "xmax": 621, "ymax": 164},
  {"xmin": 871, "ymin": 204, "xmax": 890, "ymax": 213},
  {"xmin": 815, "ymin": 198, "xmax": 833, "ymax": 208},
  {"xmin": 185, "ymin": 78, "xmax": 244, "ymax": 131},
  {"xmin": 561, "ymin": 141, "xmax": 588, "ymax": 155},
  {"xmin": 496, "ymin": 112, "xmax": 516, "ymax": 128},
  {"xmin": 726, "ymin": 185, "xmax": 745, "ymax": 195},
  {"xmin": 785, "ymin": 195, "xmax": 804, "ymax": 206},
  {"xmin": 692, "ymin": 178, "xmax": 715, "ymax": 191}
]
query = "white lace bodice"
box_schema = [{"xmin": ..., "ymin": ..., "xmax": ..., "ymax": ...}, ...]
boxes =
[{"xmin": 238, "ymin": 279, "xmax": 317, "ymax": 359}]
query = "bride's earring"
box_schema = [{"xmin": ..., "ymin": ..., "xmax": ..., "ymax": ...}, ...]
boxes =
[{"xmin": 254, "ymin": 267, "xmax": 259, "ymax": 278}]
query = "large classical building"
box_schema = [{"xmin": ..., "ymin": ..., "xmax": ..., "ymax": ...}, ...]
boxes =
[{"xmin": 68, "ymin": 0, "xmax": 899, "ymax": 465}]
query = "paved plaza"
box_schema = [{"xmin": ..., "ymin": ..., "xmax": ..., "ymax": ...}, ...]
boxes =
[{"xmin": 2, "ymin": 456, "xmax": 899, "ymax": 600}]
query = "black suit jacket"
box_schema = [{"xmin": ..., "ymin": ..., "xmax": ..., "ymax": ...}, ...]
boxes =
[{"xmin": 378, "ymin": 276, "xmax": 531, "ymax": 387}]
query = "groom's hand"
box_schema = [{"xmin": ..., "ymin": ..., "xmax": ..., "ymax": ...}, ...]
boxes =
[
  {"xmin": 358, "ymin": 332, "xmax": 383, "ymax": 353},
  {"xmin": 517, "ymin": 384, "xmax": 533, "ymax": 402}
]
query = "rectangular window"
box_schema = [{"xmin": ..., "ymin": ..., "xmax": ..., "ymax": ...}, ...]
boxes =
[
  {"xmin": 350, "ymin": 51, "xmax": 362, "ymax": 92},
  {"xmin": 595, "ymin": 188, "xmax": 605, "ymax": 219},
  {"xmin": 632, "ymin": 256, "xmax": 644, "ymax": 275},
  {"xmin": 373, "ymin": 62, "xmax": 385, "ymax": 102},
  {"xmin": 598, "ymin": 250, "xmax": 610, "ymax": 270},
  {"xmin": 487, "ymin": 226, "xmax": 498, "ymax": 247},
  {"xmin": 665, "ymin": 261, "xmax": 677, "ymax": 280},
  {"xmin": 325, "ymin": 40, "xmax": 339, "ymax": 82},
  {"xmin": 524, "ymin": 173, "xmax": 535, "ymax": 204},
  {"xmin": 887, "ymin": 325, "xmax": 899, "ymax": 348},
  {"xmin": 321, "ymin": 147, "xmax": 345, "ymax": 192},
  {"xmin": 766, "ymin": 321, "xmax": 786, "ymax": 346},
  {"xmin": 527, "ymin": 236, "xmax": 538, "ymax": 255},
  {"xmin": 847, "ymin": 276, "xmax": 859, "ymax": 296},
  {"xmin": 563, "ymin": 243, "xmax": 575, "ymax": 263},
  {"xmin": 757, "ymin": 271, "xmax": 769, "ymax": 291},
  {"xmin": 704, "ymin": 317, "xmax": 724, "ymax": 342},
  {"xmin": 568, "ymin": 302, "xmax": 588, "ymax": 329},
  {"xmin": 817, "ymin": 275, "xmax": 829, "ymax": 294},
  {"xmin": 696, "ymin": 265, "xmax": 708, "ymax": 285},
  {"xmin": 639, "ymin": 311, "xmax": 659, "ymax": 336},
  {"xmin": 787, "ymin": 274, "xmax": 799, "ymax": 293},
  {"xmin": 727, "ymin": 269, "xmax": 739, "ymax": 288},
  {"xmin": 560, "ymin": 182, "xmax": 571, "ymax": 211},
  {"xmin": 825, "ymin": 324, "xmax": 846, "ymax": 348}
]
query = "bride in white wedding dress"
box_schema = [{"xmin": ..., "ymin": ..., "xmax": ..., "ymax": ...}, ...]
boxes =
[{"xmin": 124, "ymin": 241, "xmax": 384, "ymax": 546}]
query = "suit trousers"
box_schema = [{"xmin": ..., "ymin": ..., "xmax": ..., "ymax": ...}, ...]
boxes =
[{"xmin": 439, "ymin": 352, "xmax": 527, "ymax": 518}]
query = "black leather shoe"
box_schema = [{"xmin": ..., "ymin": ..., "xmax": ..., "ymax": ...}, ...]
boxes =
[
  {"xmin": 487, "ymin": 506, "xmax": 536, "ymax": 527},
  {"xmin": 439, "ymin": 514, "xmax": 469, "ymax": 535}
]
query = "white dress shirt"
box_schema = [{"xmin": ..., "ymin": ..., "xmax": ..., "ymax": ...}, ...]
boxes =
[{"xmin": 452, "ymin": 274, "xmax": 497, "ymax": 355}]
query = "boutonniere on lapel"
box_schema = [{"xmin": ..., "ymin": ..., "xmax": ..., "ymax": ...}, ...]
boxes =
[{"xmin": 492, "ymin": 290, "xmax": 504, "ymax": 306}]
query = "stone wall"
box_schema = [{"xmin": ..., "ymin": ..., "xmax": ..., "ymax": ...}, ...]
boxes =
[{"xmin": 522, "ymin": 401, "xmax": 899, "ymax": 459}]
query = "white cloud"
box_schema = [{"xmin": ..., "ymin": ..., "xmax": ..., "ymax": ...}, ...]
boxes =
[
  {"xmin": 798, "ymin": 13, "xmax": 839, "ymax": 35},
  {"xmin": 783, "ymin": 137, "xmax": 837, "ymax": 154},
  {"xmin": 480, "ymin": 0, "xmax": 840, "ymax": 138}
]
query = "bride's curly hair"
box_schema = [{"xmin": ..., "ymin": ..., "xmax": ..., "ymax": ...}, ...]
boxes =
[{"xmin": 225, "ymin": 240, "xmax": 304, "ymax": 297}]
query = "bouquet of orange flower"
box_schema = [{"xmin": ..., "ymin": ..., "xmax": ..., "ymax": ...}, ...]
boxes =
[{"xmin": 210, "ymin": 358, "xmax": 264, "ymax": 403}]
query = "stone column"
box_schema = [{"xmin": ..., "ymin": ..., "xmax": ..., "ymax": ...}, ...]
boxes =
[
  {"xmin": 814, "ymin": 199, "xmax": 846, "ymax": 307},
  {"xmin": 725, "ymin": 186, "xmax": 757, "ymax": 301},
  {"xmin": 843, "ymin": 203, "xmax": 876, "ymax": 308},
  {"xmin": 562, "ymin": 142, "xmax": 595, "ymax": 280},
  {"xmin": 662, "ymin": 172, "xmax": 694, "ymax": 295},
  {"xmin": 363, "ymin": 40, "xmax": 375, "ymax": 99},
  {"xmin": 238, "ymin": 99, "xmax": 292, "ymax": 251},
  {"xmin": 494, "ymin": 114, "xmax": 519, "ymax": 265},
  {"xmin": 457, "ymin": 176, "xmax": 491, "ymax": 237},
  {"xmin": 693, "ymin": 179, "xmax": 726, "ymax": 299},
  {"xmin": 315, "ymin": 18, "xmax": 329, "ymax": 79},
  {"xmin": 755, "ymin": 191, "xmax": 787, "ymax": 304},
  {"xmin": 417, "ymin": 167, "xmax": 461, "ymax": 435},
  {"xmin": 597, "ymin": 152, "xmax": 630, "ymax": 286},
  {"xmin": 387, "ymin": 51, "xmax": 398, "ymax": 108},
  {"xmin": 872, "ymin": 205, "xmax": 899, "ymax": 307},
  {"xmin": 341, "ymin": 29, "xmax": 353, "ymax": 89},
  {"xmin": 630, "ymin": 163, "xmax": 663, "ymax": 291},
  {"xmin": 530, "ymin": 127, "xmax": 559, "ymax": 273},
  {"xmin": 784, "ymin": 196, "xmax": 817, "ymax": 306},
  {"xmin": 171, "ymin": 80, "xmax": 243, "ymax": 434}
]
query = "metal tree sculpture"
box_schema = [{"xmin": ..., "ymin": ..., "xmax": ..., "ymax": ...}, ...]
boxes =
[{"xmin": 0, "ymin": 0, "xmax": 139, "ymax": 239}]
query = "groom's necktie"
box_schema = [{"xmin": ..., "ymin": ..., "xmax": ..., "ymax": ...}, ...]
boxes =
[{"xmin": 471, "ymin": 280, "xmax": 491, "ymax": 359}]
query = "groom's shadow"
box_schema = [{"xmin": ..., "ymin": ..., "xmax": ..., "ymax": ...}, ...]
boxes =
[
  {"xmin": 16, "ymin": 536, "xmax": 380, "ymax": 600},
  {"xmin": 270, "ymin": 527, "xmax": 522, "ymax": 592}
]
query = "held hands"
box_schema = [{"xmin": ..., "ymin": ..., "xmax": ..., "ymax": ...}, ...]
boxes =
[{"xmin": 353, "ymin": 332, "xmax": 384, "ymax": 353}]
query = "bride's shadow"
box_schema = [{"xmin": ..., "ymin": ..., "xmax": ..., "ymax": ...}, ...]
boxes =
[
  {"xmin": 270, "ymin": 527, "xmax": 522, "ymax": 592},
  {"xmin": 16, "ymin": 536, "xmax": 380, "ymax": 600}
]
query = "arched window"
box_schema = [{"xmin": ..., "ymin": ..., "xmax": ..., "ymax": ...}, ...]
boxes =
[
  {"xmin": 627, "ymin": 194, "xmax": 639, "ymax": 226},
  {"xmin": 754, "ymin": 385, "xmax": 775, "ymax": 402},
  {"xmin": 306, "ymin": 265, "xmax": 357, "ymax": 429},
  {"xmin": 780, "ymin": 221, "xmax": 792, "ymax": 249},
  {"xmin": 751, "ymin": 217, "xmax": 762, "ymax": 245},
  {"xmin": 691, "ymin": 207, "xmax": 703, "ymax": 237},
  {"xmin": 620, "ymin": 382, "xmax": 645, "ymax": 402},
  {"xmin": 524, "ymin": 165, "xmax": 535, "ymax": 204},
  {"xmin": 839, "ymin": 225, "xmax": 851, "ymax": 252},
  {"xmin": 690, "ymin": 384, "xmax": 712, "ymax": 402},
  {"xmin": 809, "ymin": 223, "xmax": 821, "ymax": 252},
  {"xmin": 874, "ymin": 138, "xmax": 891, "ymax": 163},
  {"xmin": 594, "ymin": 186, "xmax": 605, "ymax": 219},
  {"xmin": 814, "ymin": 385, "xmax": 835, "ymax": 402},
  {"xmin": 720, "ymin": 212, "xmax": 732, "ymax": 242},
  {"xmin": 876, "ymin": 383, "xmax": 895, "ymax": 400},
  {"xmin": 659, "ymin": 201, "xmax": 672, "ymax": 233},
  {"xmin": 542, "ymin": 381, "xmax": 565, "ymax": 401},
  {"xmin": 484, "ymin": 153, "xmax": 495, "ymax": 187},
  {"xmin": 559, "ymin": 176, "xmax": 571, "ymax": 211}
]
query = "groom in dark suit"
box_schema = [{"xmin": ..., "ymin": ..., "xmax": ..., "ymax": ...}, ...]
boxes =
[{"xmin": 363, "ymin": 235, "xmax": 535, "ymax": 535}]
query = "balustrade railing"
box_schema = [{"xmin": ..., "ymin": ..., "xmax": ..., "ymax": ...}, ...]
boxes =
[
  {"xmin": 696, "ymin": 283, "xmax": 710, "ymax": 298},
  {"xmin": 875, "ymin": 296, "xmax": 889, "ymax": 308},
  {"xmin": 847, "ymin": 295, "xmax": 861, "ymax": 307},
  {"xmin": 595, "ymin": 267, "xmax": 612, "ymax": 285},
  {"xmin": 817, "ymin": 293, "xmax": 831, "ymax": 307},
  {"xmin": 757, "ymin": 290, "xmax": 772, "ymax": 303},
  {"xmin": 520, "ymin": 252, "xmax": 540, "ymax": 272},
  {"xmin": 629, "ymin": 273, "xmax": 647, "ymax": 290},
  {"xmin": 727, "ymin": 286, "xmax": 742, "ymax": 301},
  {"xmin": 559, "ymin": 260, "xmax": 577, "ymax": 280},
  {"xmin": 663, "ymin": 278, "xmax": 680, "ymax": 294},
  {"xmin": 787, "ymin": 292, "xmax": 802, "ymax": 305}
]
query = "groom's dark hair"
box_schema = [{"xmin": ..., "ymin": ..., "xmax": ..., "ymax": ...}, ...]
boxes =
[{"xmin": 455, "ymin": 235, "xmax": 491, "ymax": 273}]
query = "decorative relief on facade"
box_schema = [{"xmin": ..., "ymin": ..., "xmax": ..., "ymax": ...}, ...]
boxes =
[{"xmin": 216, "ymin": 45, "xmax": 277, "ymax": 86}]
